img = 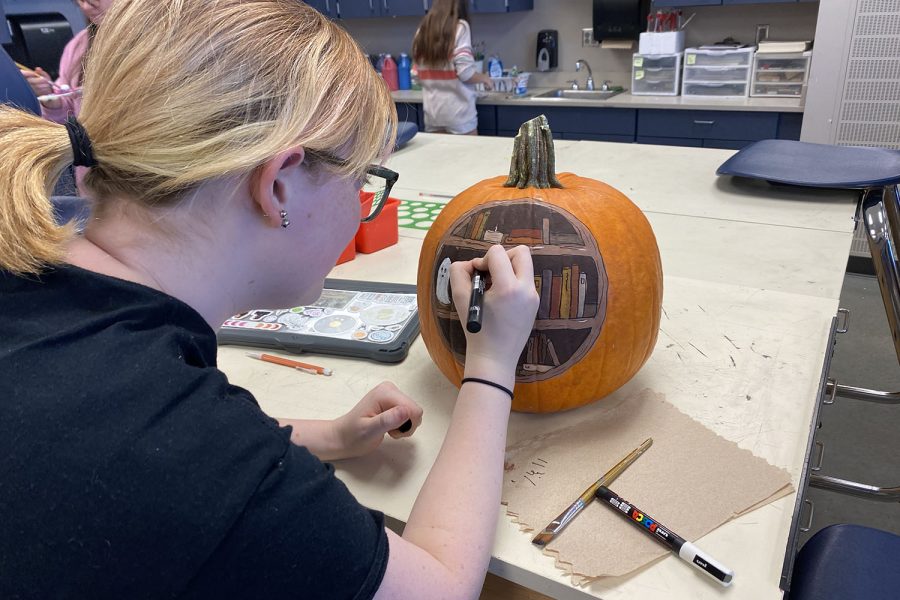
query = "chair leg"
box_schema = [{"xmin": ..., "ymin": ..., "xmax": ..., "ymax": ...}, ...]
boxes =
[
  {"xmin": 861, "ymin": 185, "xmax": 900, "ymax": 366},
  {"xmin": 826, "ymin": 379, "xmax": 900, "ymax": 404},
  {"xmin": 811, "ymin": 189, "xmax": 900, "ymax": 503},
  {"xmin": 809, "ymin": 474, "xmax": 900, "ymax": 502}
]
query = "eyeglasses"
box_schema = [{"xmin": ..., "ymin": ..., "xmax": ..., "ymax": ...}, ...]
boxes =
[
  {"xmin": 361, "ymin": 164, "xmax": 399, "ymax": 223},
  {"xmin": 305, "ymin": 150, "xmax": 399, "ymax": 224}
]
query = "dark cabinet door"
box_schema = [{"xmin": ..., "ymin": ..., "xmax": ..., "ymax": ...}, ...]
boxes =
[
  {"xmin": 337, "ymin": 0, "xmax": 379, "ymax": 18},
  {"xmin": 305, "ymin": 0, "xmax": 338, "ymax": 17},
  {"xmin": 382, "ymin": 0, "xmax": 428, "ymax": 16},
  {"xmin": 470, "ymin": 0, "xmax": 533, "ymax": 13}
]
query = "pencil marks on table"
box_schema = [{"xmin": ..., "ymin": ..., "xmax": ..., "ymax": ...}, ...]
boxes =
[{"xmin": 507, "ymin": 456, "xmax": 550, "ymax": 487}]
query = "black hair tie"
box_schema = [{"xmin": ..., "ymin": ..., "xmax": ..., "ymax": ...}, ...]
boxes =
[
  {"xmin": 64, "ymin": 116, "xmax": 98, "ymax": 168},
  {"xmin": 461, "ymin": 377, "xmax": 514, "ymax": 401}
]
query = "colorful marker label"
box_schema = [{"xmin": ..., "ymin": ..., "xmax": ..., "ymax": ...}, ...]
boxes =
[{"xmin": 600, "ymin": 488, "xmax": 685, "ymax": 551}]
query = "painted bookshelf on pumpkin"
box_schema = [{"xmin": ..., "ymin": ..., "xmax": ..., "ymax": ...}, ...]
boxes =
[{"xmin": 431, "ymin": 199, "xmax": 609, "ymax": 383}]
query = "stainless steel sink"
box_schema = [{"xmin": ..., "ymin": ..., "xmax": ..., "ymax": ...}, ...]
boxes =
[{"xmin": 533, "ymin": 88, "xmax": 624, "ymax": 100}]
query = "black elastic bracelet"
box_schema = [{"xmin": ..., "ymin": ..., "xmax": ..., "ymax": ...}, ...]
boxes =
[{"xmin": 461, "ymin": 377, "xmax": 514, "ymax": 401}]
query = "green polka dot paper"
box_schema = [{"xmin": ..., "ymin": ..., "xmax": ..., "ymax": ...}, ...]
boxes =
[{"xmin": 397, "ymin": 200, "xmax": 445, "ymax": 231}]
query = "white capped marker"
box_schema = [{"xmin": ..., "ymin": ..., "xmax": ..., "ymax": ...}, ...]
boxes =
[{"xmin": 595, "ymin": 486, "xmax": 734, "ymax": 586}]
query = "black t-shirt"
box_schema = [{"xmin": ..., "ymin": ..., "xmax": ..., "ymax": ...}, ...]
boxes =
[{"xmin": 0, "ymin": 266, "xmax": 388, "ymax": 599}]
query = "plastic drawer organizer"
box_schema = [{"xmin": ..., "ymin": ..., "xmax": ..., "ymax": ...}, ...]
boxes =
[
  {"xmin": 632, "ymin": 53, "xmax": 682, "ymax": 96},
  {"xmin": 751, "ymin": 51, "xmax": 811, "ymax": 98},
  {"xmin": 682, "ymin": 46, "xmax": 755, "ymax": 99}
]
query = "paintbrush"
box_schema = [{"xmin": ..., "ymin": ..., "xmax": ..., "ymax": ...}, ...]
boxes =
[{"xmin": 531, "ymin": 437, "xmax": 653, "ymax": 546}]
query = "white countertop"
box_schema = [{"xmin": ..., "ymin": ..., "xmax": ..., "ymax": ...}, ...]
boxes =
[
  {"xmin": 218, "ymin": 134, "xmax": 856, "ymax": 600},
  {"xmin": 392, "ymin": 88, "xmax": 805, "ymax": 113}
]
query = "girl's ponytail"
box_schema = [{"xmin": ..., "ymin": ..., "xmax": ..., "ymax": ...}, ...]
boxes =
[{"xmin": 0, "ymin": 106, "xmax": 75, "ymax": 274}]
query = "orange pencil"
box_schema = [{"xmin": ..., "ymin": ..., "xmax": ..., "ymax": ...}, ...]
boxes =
[{"xmin": 245, "ymin": 351, "xmax": 333, "ymax": 376}]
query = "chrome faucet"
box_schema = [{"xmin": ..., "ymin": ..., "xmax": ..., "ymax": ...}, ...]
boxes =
[{"xmin": 575, "ymin": 59, "xmax": 594, "ymax": 91}]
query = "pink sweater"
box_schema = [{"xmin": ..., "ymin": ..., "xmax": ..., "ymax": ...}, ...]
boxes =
[{"xmin": 41, "ymin": 28, "xmax": 90, "ymax": 124}]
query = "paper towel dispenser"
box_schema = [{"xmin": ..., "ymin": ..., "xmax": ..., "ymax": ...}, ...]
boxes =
[{"xmin": 593, "ymin": 0, "xmax": 651, "ymax": 42}]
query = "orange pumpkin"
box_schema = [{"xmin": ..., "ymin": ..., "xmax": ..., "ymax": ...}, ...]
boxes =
[{"xmin": 417, "ymin": 115, "xmax": 663, "ymax": 413}]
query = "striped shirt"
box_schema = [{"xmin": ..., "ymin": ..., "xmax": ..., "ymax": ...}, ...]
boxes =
[{"xmin": 419, "ymin": 20, "xmax": 478, "ymax": 134}]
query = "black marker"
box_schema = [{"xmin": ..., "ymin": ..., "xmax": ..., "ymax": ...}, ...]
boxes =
[
  {"xmin": 397, "ymin": 419, "xmax": 412, "ymax": 433},
  {"xmin": 466, "ymin": 271, "xmax": 486, "ymax": 334},
  {"xmin": 595, "ymin": 486, "xmax": 734, "ymax": 587}
]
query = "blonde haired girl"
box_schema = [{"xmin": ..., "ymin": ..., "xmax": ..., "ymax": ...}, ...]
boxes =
[{"xmin": 0, "ymin": 1, "xmax": 538, "ymax": 598}]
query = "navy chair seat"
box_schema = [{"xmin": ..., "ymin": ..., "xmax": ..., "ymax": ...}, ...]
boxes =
[
  {"xmin": 790, "ymin": 524, "xmax": 900, "ymax": 600},
  {"xmin": 0, "ymin": 46, "xmax": 40, "ymax": 115},
  {"xmin": 394, "ymin": 121, "xmax": 417, "ymax": 149},
  {"xmin": 716, "ymin": 139, "xmax": 900, "ymax": 189},
  {"xmin": 52, "ymin": 196, "xmax": 90, "ymax": 230}
]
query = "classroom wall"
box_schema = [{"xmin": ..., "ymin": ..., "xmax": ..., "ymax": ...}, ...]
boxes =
[{"xmin": 339, "ymin": 0, "xmax": 819, "ymax": 88}]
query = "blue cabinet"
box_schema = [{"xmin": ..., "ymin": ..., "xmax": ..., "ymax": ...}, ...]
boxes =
[
  {"xmin": 477, "ymin": 105, "xmax": 497, "ymax": 136},
  {"xmin": 340, "ymin": 0, "xmax": 530, "ymax": 17},
  {"xmin": 337, "ymin": 0, "xmax": 378, "ymax": 18},
  {"xmin": 340, "ymin": 0, "xmax": 426, "ymax": 17},
  {"xmin": 396, "ymin": 99, "xmax": 800, "ymax": 147},
  {"xmin": 305, "ymin": 0, "xmax": 338, "ymax": 17},
  {"xmin": 777, "ymin": 113, "xmax": 803, "ymax": 140},
  {"xmin": 498, "ymin": 105, "xmax": 636, "ymax": 142},
  {"xmin": 637, "ymin": 108, "xmax": 790, "ymax": 150},
  {"xmin": 395, "ymin": 102, "xmax": 423, "ymax": 130},
  {"xmin": 637, "ymin": 136, "xmax": 703, "ymax": 147},
  {"xmin": 381, "ymin": 0, "xmax": 428, "ymax": 16},
  {"xmin": 469, "ymin": 0, "xmax": 533, "ymax": 13},
  {"xmin": 638, "ymin": 109, "xmax": 778, "ymax": 140}
]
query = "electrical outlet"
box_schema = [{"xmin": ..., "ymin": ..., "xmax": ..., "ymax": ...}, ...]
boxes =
[
  {"xmin": 582, "ymin": 28, "xmax": 599, "ymax": 48},
  {"xmin": 756, "ymin": 24, "xmax": 770, "ymax": 44}
]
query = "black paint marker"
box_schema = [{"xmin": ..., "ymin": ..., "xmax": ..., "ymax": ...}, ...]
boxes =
[
  {"xmin": 595, "ymin": 486, "xmax": 734, "ymax": 587},
  {"xmin": 466, "ymin": 271, "xmax": 486, "ymax": 334}
]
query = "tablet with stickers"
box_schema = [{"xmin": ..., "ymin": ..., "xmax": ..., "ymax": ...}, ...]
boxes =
[{"xmin": 217, "ymin": 279, "xmax": 420, "ymax": 363}]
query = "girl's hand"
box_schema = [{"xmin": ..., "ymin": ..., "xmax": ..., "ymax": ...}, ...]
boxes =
[
  {"xmin": 20, "ymin": 67, "xmax": 63, "ymax": 109},
  {"xmin": 333, "ymin": 381, "xmax": 424, "ymax": 459},
  {"xmin": 449, "ymin": 245, "xmax": 539, "ymax": 387},
  {"xmin": 20, "ymin": 67, "xmax": 53, "ymax": 97}
]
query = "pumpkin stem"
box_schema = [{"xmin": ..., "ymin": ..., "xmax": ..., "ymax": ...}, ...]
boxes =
[{"xmin": 503, "ymin": 115, "xmax": 563, "ymax": 189}]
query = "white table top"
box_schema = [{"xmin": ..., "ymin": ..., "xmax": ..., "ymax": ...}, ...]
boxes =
[{"xmin": 217, "ymin": 134, "xmax": 857, "ymax": 600}]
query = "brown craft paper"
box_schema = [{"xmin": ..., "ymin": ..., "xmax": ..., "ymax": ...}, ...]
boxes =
[{"xmin": 502, "ymin": 389, "xmax": 792, "ymax": 585}]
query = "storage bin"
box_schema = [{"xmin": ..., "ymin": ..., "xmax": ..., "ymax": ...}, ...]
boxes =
[
  {"xmin": 336, "ymin": 239, "xmax": 356, "ymax": 264},
  {"xmin": 682, "ymin": 47, "xmax": 753, "ymax": 98},
  {"xmin": 356, "ymin": 196, "xmax": 400, "ymax": 254},
  {"xmin": 751, "ymin": 51, "xmax": 812, "ymax": 98},
  {"xmin": 639, "ymin": 54, "xmax": 680, "ymax": 70},
  {"xmin": 632, "ymin": 53, "xmax": 681, "ymax": 96},
  {"xmin": 683, "ymin": 66, "xmax": 750, "ymax": 83},
  {"xmin": 752, "ymin": 82, "xmax": 804, "ymax": 97},
  {"xmin": 684, "ymin": 46, "xmax": 755, "ymax": 68},
  {"xmin": 683, "ymin": 82, "xmax": 749, "ymax": 98}
]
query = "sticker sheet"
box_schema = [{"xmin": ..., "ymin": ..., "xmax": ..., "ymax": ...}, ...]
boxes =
[{"xmin": 222, "ymin": 289, "xmax": 418, "ymax": 345}]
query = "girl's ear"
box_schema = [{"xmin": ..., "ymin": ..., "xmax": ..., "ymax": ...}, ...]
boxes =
[{"xmin": 250, "ymin": 147, "xmax": 306, "ymax": 227}]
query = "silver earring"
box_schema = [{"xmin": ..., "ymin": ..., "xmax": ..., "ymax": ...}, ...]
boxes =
[{"xmin": 280, "ymin": 210, "xmax": 290, "ymax": 229}]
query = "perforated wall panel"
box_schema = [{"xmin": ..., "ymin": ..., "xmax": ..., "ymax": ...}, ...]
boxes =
[{"xmin": 837, "ymin": 0, "xmax": 900, "ymax": 150}]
